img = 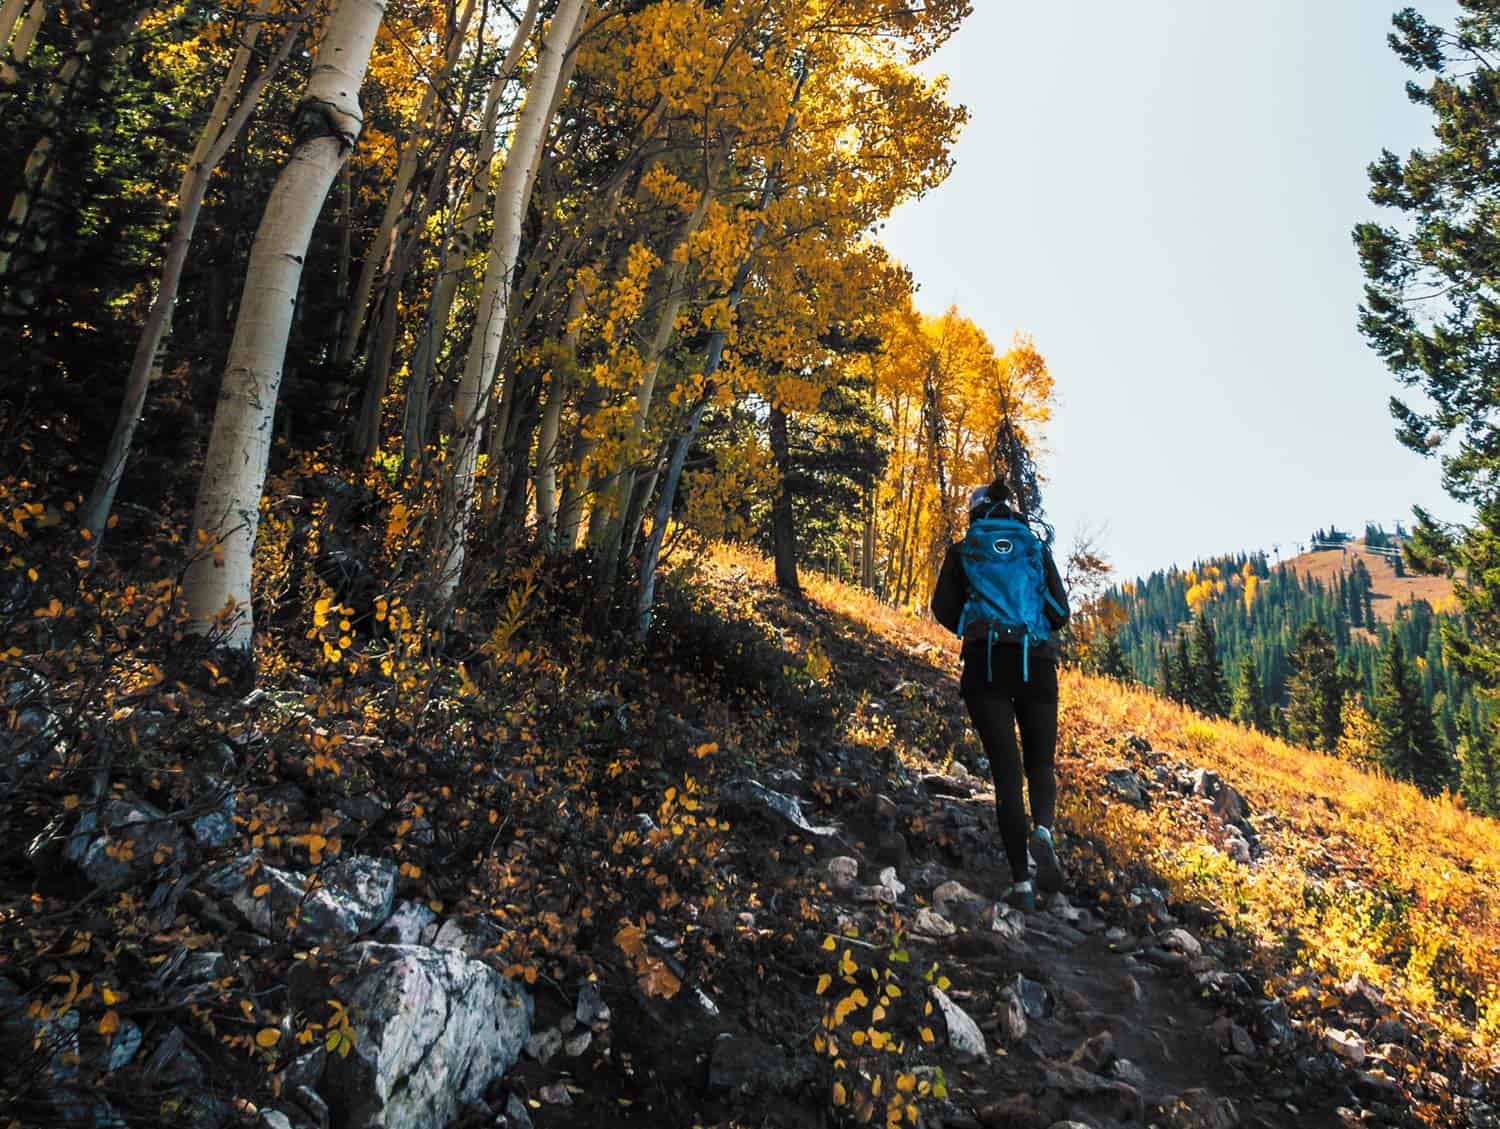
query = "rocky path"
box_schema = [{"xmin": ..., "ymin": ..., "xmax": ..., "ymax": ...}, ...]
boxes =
[{"xmin": 851, "ymin": 764, "xmax": 1302, "ymax": 1129}]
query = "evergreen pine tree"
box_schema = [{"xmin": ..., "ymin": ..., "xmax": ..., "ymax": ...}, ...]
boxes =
[
  {"xmin": 1098, "ymin": 634, "xmax": 1132, "ymax": 682},
  {"xmin": 1158, "ymin": 642, "xmax": 1175, "ymax": 701},
  {"xmin": 1374, "ymin": 634, "xmax": 1450, "ymax": 793},
  {"xmin": 1190, "ymin": 614, "xmax": 1229, "ymax": 716},
  {"xmin": 1231, "ymin": 656, "xmax": 1272, "ymax": 732},
  {"xmin": 1458, "ymin": 721, "xmax": 1500, "ymax": 818},
  {"xmin": 1174, "ymin": 630, "xmax": 1193, "ymax": 706},
  {"xmin": 1285, "ymin": 623, "xmax": 1344, "ymax": 752}
]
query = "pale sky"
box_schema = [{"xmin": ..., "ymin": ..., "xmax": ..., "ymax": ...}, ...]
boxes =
[{"xmin": 882, "ymin": 0, "xmax": 1469, "ymax": 582}]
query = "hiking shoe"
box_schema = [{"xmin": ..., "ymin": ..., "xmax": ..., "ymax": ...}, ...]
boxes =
[
  {"xmin": 1003, "ymin": 880, "xmax": 1035, "ymax": 912},
  {"xmin": 1030, "ymin": 826, "xmax": 1064, "ymax": 894}
]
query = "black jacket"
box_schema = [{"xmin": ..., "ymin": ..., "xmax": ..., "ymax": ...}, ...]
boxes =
[{"xmin": 931, "ymin": 511, "xmax": 1071, "ymax": 661}]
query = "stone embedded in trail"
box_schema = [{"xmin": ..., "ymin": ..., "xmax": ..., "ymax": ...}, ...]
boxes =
[
  {"xmin": 525, "ymin": 1028, "xmax": 562, "ymax": 1064},
  {"xmin": 913, "ymin": 907, "xmax": 957, "ymax": 938},
  {"xmin": 1325, "ymin": 1028, "xmax": 1367, "ymax": 1066},
  {"xmin": 1161, "ymin": 1089, "xmax": 1241, "ymax": 1129},
  {"xmin": 1224, "ymin": 831, "xmax": 1252, "ymax": 865},
  {"xmin": 315, "ymin": 943, "xmax": 532, "ymax": 1129},
  {"xmin": 1069, "ymin": 1029, "xmax": 1116, "ymax": 1073},
  {"xmin": 933, "ymin": 880, "xmax": 988, "ymax": 925},
  {"xmin": 1111, "ymin": 1058, "xmax": 1148, "ymax": 1088},
  {"xmin": 931, "ymin": 986, "xmax": 987, "ymax": 1060},
  {"xmin": 857, "ymin": 883, "xmax": 896, "ymax": 906},
  {"xmin": 1014, "ymin": 974, "xmax": 1049, "ymax": 1020},
  {"xmin": 563, "ymin": 1030, "xmax": 592, "ymax": 1057},
  {"xmin": 1157, "ymin": 927, "xmax": 1203, "ymax": 957},
  {"xmin": 984, "ymin": 903, "xmax": 1026, "ymax": 941},
  {"xmin": 826, "ymin": 856, "xmax": 860, "ymax": 890},
  {"xmin": 877, "ymin": 866, "xmax": 906, "ymax": 898},
  {"xmin": 921, "ymin": 771, "xmax": 974, "ymax": 798},
  {"xmin": 995, "ymin": 984, "xmax": 1028, "ymax": 1043},
  {"xmin": 231, "ymin": 855, "xmax": 396, "ymax": 944},
  {"xmin": 720, "ymin": 778, "xmax": 837, "ymax": 836},
  {"xmin": 576, "ymin": 981, "xmax": 611, "ymax": 1027},
  {"xmin": 1104, "ymin": 768, "xmax": 1146, "ymax": 806},
  {"xmin": 1253, "ymin": 997, "xmax": 1292, "ymax": 1046}
]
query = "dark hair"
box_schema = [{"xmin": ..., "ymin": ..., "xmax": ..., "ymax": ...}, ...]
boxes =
[{"xmin": 986, "ymin": 478, "xmax": 1012, "ymax": 504}]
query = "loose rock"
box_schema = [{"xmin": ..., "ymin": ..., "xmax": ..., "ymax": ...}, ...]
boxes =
[
  {"xmin": 232, "ymin": 855, "xmax": 396, "ymax": 944},
  {"xmin": 826, "ymin": 856, "xmax": 860, "ymax": 890},
  {"xmin": 315, "ymin": 943, "xmax": 532, "ymax": 1129},
  {"xmin": 912, "ymin": 907, "xmax": 956, "ymax": 938},
  {"xmin": 932, "ymin": 987, "xmax": 986, "ymax": 1060},
  {"xmin": 1325, "ymin": 1028, "xmax": 1366, "ymax": 1067}
]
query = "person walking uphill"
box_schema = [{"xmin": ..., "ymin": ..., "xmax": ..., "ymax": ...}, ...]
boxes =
[{"xmin": 931, "ymin": 479, "xmax": 1070, "ymax": 912}]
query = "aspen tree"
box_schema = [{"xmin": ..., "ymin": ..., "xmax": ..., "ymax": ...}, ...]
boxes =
[
  {"xmin": 82, "ymin": 0, "xmax": 316, "ymax": 544},
  {"xmin": 183, "ymin": 0, "xmax": 386, "ymax": 649},
  {"xmin": 402, "ymin": 0, "xmax": 541, "ymax": 469},
  {"xmin": 431, "ymin": 0, "xmax": 588, "ymax": 611},
  {"xmin": 337, "ymin": 0, "xmax": 477, "ymax": 367},
  {"xmin": 0, "ymin": 0, "xmax": 46, "ymax": 86}
]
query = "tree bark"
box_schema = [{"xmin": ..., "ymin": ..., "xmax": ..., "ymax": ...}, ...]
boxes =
[
  {"xmin": 591, "ymin": 163, "xmax": 720, "ymax": 587},
  {"xmin": 183, "ymin": 0, "xmax": 385, "ymax": 649},
  {"xmin": 430, "ymin": 0, "xmax": 587, "ymax": 612},
  {"xmin": 81, "ymin": 0, "xmax": 313, "ymax": 544},
  {"xmin": 401, "ymin": 0, "xmax": 541, "ymax": 470},
  {"xmin": 768, "ymin": 402, "xmax": 801, "ymax": 595},
  {"xmin": 337, "ymin": 0, "xmax": 476, "ymax": 366},
  {"xmin": 0, "ymin": 0, "xmax": 46, "ymax": 86}
]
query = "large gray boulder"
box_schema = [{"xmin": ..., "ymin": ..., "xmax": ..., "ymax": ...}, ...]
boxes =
[
  {"xmin": 231, "ymin": 855, "xmax": 396, "ymax": 944},
  {"xmin": 320, "ymin": 943, "xmax": 532, "ymax": 1129}
]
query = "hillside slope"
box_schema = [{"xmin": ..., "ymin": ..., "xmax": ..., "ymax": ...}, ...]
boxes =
[
  {"xmin": 1282, "ymin": 541, "xmax": 1453, "ymax": 623},
  {"xmin": 4, "ymin": 543, "xmax": 1498, "ymax": 1129}
]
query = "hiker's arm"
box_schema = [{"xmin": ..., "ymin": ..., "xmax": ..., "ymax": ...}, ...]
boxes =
[
  {"xmin": 931, "ymin": 545, "xmax": 966, "ymax": 634},
  {"xmin": 1043, "ymin": 549, "xmax": 1071, "ymax": 630}
]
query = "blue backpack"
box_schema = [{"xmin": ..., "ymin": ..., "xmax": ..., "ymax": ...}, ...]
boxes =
[{"xmin": 956, "ymin": 514, "xmax": 1063, "ymax": 682}]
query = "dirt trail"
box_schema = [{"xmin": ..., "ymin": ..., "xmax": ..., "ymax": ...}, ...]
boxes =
[{"xmin": 874, "ymin": 771, "xmax": 1320, "ymax": 1128}]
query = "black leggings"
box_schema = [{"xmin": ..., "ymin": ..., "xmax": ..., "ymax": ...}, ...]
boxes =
[{"xmin": 962, "ymin": 648, "xmax": 1058, "ymax": 881}]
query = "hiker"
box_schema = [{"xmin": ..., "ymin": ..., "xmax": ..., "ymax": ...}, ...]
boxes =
[{"xmin": 931, "ymin": 478, "xmax": 1070, "ymax": 911}]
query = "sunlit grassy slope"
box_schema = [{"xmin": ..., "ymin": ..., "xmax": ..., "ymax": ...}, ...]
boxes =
[{"xmin": 698, "ymin": 543, "xmax": 1500, "ymax": 1064}]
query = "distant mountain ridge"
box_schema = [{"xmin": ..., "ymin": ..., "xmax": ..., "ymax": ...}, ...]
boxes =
[{"xmin": 1280, "ymin": 538, "xmax": 1454, "ymax": 625}]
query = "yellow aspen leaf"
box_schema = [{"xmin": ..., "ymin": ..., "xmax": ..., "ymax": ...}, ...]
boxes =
[
  {"xmin": 255, "ymin": 1028, "xmax": 280, "ymax": 1048},
  {"xmin": 98, "ymin": 1010, "xmax": 119, "ymax": 1036},
  {"xmin": 815, "ymin": 974, "xmax": 831, "ymax": 995},
  {"xmin": 832, "ymin": 1082, "xmax": 847, "ymax": 1107},
  {"xmin": 821, "ymin": 935, "xmax": 836, "ymax": 951}
]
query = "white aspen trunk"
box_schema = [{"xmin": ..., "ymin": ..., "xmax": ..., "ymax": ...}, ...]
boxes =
[
  {"xmin": 82, "ymin": 0, "xmax": 313, "ymax": 543},
  {"xmin": 590, "ymin": 168, "xmax": 718, "ymax": 580},
  {"xmin": 0, "ymin": 0, "xmax": 27, "ymax": 49},
  {"xmin": 533, "ymin": 277, "xmax": 587, "ymax": 540},
  {"xmin": 336, "ymin": 0, "xmax": 476, "ymax": 366},
  {"xmin": 183, "ymin": 0, "xmax": 385, "ymax": 649},
  {"xmin": 0, "ymin": 0, "xmax": 46, "ymax": 85},
  {"xmin": 430, "ymin": 0, "xmax": 586, "ymax": 609},
  {"xmin": 0, "ymin": 33, "xmax": 89, "ymax": 278},
  {"xmin": 401, "ymin": 0, "xmax": 541, "ymax": 468},
  {"xmin": 453, "ymin": 0, "xmax": 584, "ymax": 460}
]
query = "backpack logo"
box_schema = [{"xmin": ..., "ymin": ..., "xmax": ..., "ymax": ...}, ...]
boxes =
[{"xmin": 992, "ymin": 538, "xmax": 1014, "ymax": 555}]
